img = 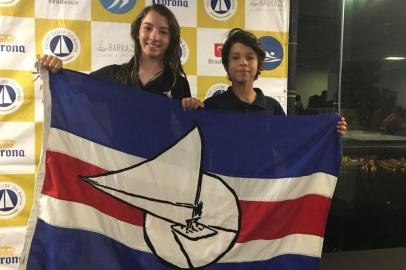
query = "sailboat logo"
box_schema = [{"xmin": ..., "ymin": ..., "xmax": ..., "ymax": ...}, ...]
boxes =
[
  {"xmin": 81, "ymin": 126, "xmax": 240, "ymax": 269},
  {"xmin": 0, "ymin": 78, "xmax": 24, "ymax": 115},
  {"xmin": 259, "ymin": 36, "xmax": 284, "ymax": 71},
  {"xmin": 205, "ymin": 0, "xmax": 237, "ymax": 20},
  {"xmin": 0, "ymin": 182, "xmax": 25, "ymax": 219},
  {"xmin": 99, "ymin": 0, "xmax": 136, "ymax": 14},
  {"xmin": 43, "ymin": 28, "xmax": 81, "ymax": 64},
  {"xmin": 180, "ymin": 38, "xmax": 189, "ymax": 65}
]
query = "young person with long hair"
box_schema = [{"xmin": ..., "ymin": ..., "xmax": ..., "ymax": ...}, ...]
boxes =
[{"xmin": 39, "ymin": 4, "xmax": 190, "ymax": 100}]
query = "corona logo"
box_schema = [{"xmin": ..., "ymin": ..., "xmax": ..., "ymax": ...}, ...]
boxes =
[
  {"xmin": 0, "ymin": 246, "xmax": 14, "ymax": 256},
  {"xmin": 0, "ymin": 78, "xmax": 24, "ymax": 115},
  {"xmin": 43, "ymin": 28, "xmax": 80, "ymax": 64},
  {"xmin": 204, "ymin": 0, "xmax": 237, "ymax": 21},
  {"xmin": 0, "ymin": 139, "xmax": 15, "ymax": 148},
  {"xmin": 0, "ymin": 34, "xmax": 15, "ymax": 43},
  {"xmin": 0, "ymin": 33, "xmax": 26, "ymax": 54},
  {"xmin": 99, "ymin": 0, "xmax": 136, "ymax": 14},
  {"xmin": 152, "ymin": 0, "xmax": 189, "ymax": 7},
  {"xmin": 0, "ymin": 182, "xmax": 25, "ymax": 219}
]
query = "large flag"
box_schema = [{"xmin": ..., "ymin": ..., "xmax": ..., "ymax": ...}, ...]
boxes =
[{"xmin": 20, "ymin": 69, "xmax": 341, "ymax": 270}]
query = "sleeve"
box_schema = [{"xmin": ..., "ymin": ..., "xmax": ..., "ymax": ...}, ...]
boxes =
[
  {"xmin": 275, "ymin": 101, "xmax": 286, "ymax": 116},
  {"xmin": 172, "ymin": 75, "xmax": 191, "ymax": 100}
]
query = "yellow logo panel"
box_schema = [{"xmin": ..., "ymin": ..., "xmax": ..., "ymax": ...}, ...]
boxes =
[
  {"xmin": 35, "ymin": 19, "xmax": 91, "ymax": 71},
  {"xmin": 91, "ymin": 0, "xmax": 145, "ymax": 23},
  {"xmin": 0, "ymin": 174, "xmax": 34, "ymax": 227},
  {"xmin": 180, "ymin": 27, "xmax": 196, "ymax": 75},
  {"xmin": 0, "ymin": 70, "xmax": 34, "ymax": 122},
  {"xmin": 197, "ymin": 76, "xmax": 230, "ymax": 101},
  {"xmin": 0, "ymin": 0, "xmax": 34, "ymax": 17},
  {"xmin": 198, "ymin": 0, "xmax": 244, "ymax": 29}
]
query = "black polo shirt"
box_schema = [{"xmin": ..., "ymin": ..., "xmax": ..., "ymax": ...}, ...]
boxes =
[
  {"xmin": 204, "ymin": 87, "xmax": 285, "ymax": 115},
  {"xmin": 90, "ymin": 64, "xmax": 191, "ymax": 101}
]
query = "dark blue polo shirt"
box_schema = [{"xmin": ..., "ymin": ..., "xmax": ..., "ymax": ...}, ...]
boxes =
[{"xmin": 204, "ymin": 87, "xmax": 285, "ymax": 115}]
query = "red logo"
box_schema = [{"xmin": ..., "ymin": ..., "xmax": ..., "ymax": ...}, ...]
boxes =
[{"xmin": 214, "ymin": 43, "xmax": 223, "ymax": 57}]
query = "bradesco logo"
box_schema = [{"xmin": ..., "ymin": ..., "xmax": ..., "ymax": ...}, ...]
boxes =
[
  {"xmin": 0, "ymin": 182, "xmax": 25, "ymax": 219},
  {"xmin": 43, "ymin": 28, "xmax": 80, "ymax": 64},
  {"xmin": 259, "ymin": 36, "xmax": 283, "ymax": 70},
  {"xmin": 214, "ymin": 43, "xmax": 223, "ymax": 57},
  {"xmin": 0, "ymin": 0, "xmax": 21, "ymax": 7},
  {"xmin": 0, "ymin": 78, "xmax": 24, "ymax": 115},
  {"xmin": 99, "ymin": 0, "xmax": 137, "ymax": 14},
  {"xmin": 205, "ymin": 0, "xmax": 237, "ymax": 21}
]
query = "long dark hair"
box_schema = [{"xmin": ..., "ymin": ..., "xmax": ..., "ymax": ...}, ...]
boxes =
[{"xmin": 114, "ymin": 4, "xmax": 186, "ymax": 88}]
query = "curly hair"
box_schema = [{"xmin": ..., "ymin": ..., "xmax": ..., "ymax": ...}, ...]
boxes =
[
  {"xmin": 221, "ymin": 28, "xmax": 265, "ymax": 80},
  {"xmin": 113, "ymin": 4, "xmax": 186, "ymax": 89}
]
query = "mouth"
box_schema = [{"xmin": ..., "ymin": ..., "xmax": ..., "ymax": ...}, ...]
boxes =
[{"xmin": 147, "ymin": 42, "xmax": 160, "ymax": 49}]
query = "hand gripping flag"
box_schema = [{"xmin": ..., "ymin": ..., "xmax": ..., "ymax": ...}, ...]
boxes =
[{"xmin": 20, "ymin": 69, "xmax": 342, "ymax": 270}]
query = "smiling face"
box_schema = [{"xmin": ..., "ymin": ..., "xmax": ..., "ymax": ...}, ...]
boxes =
[
  {"xmin": 227, "ymin": 42, "xmax": 259, "ymax": 85},
  {"xmin": 138, "ymin": 10, "xmax": 170, "ymax": 61}
]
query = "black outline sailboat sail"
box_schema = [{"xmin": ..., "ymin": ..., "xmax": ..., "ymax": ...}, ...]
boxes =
[{"xmin": 81, "ymin": 126, "xmax": 240, "ymax": 269}]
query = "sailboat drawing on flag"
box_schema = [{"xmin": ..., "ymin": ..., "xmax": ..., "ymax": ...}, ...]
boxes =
[
  {"xmin": 0, "ymin": 85, "xmax": 13, "ymax": 105},
  {"xmin": 81, "ymin": 126, "xmax": 240, "ymax": 269}
]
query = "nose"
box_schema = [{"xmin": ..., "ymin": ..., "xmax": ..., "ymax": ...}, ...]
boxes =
[
  {"xmin": 151, "ymin": 27, "xmax": 160, "ymax": 40},
  {"xmin": 240, "ymin": 57, "xmax": 248, "ymax": 66}
]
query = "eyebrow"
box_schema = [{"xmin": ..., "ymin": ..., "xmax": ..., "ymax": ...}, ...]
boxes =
[{"xmin": 142, "ymin": 22, "xmax": 169, "ymax": 30}]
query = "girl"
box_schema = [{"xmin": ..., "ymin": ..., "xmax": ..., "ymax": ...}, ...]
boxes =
[{"xmin": 40, "ymin": 4, "xmax": 190, "ymax": 100}]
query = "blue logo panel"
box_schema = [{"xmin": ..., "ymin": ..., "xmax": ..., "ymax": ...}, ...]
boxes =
[
  {"xmin": 259, "ymin": 36, "xmax": 284, "ymax": 71},
  {"xmin": 99, "ymin": 0, "xmax": 137, "ymax": 14}
]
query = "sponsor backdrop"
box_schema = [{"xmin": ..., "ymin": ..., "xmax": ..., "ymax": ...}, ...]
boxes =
[{"xmin": 0, "ymin": 0, "xmax": 289, "ymax": 269}]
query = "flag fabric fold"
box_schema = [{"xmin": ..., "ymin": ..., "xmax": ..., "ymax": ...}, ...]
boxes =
[{"xmin": 20, "ymin": 69, "xmax": 341, "ymax": 270}]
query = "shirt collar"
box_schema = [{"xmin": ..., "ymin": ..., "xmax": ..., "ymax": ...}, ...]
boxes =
[{"xmin": 226, "ymin": 87, "xmax": 267, "ymax": 109}]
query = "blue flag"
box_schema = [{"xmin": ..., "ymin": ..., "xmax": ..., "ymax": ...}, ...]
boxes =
[{"xmin": 20, "ymin": 69, "xmax": 341, "ymax": 270}]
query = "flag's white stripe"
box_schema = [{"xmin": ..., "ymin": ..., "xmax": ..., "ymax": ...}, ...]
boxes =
[
  {"xmin": 48, "ymin": 129, "xmax": 336, "ymax": 201},
  {"xmin": 38, "ymin": 195, "xmax": 151, "ymax": 253},
  {"xmin": 47, "ymin": 128, "xmax": 144, "ymax": 170},
  {"xmin": 222, "ymin": 235, "xmax": 323, "ymax": 262},
  {"xmin": 222, "ymin": 173, "xmax": 336, "ymax": 201},
  {"xmin": 39, "ymin": 195, "xmax": 322, "ymax": 262}
]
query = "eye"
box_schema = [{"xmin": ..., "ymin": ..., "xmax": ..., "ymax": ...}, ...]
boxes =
[
  {"xmin": 143, "ymin": 25, "xmax": 153, "ymax": 31},
  {"xmin": 159, "ymin": 29, "xmax": 169, "ymax": 36}
]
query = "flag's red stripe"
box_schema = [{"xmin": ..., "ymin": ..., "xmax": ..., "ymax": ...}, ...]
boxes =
[
  {"xmin": 43, "ymin": 151, "xmax": 145, "ymax": 226},
  {"xmin": 43, "ymin": 151, "xmax": 331, "ymax": 242},
  {"xmin": 238, "ymin": 195, "xmax": 331, "ymax": 242}
]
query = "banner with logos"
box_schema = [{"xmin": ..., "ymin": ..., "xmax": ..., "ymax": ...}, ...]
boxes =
[{"xmin": 0, "ymin": 0, "xmax": 289, "ymax": 269}]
